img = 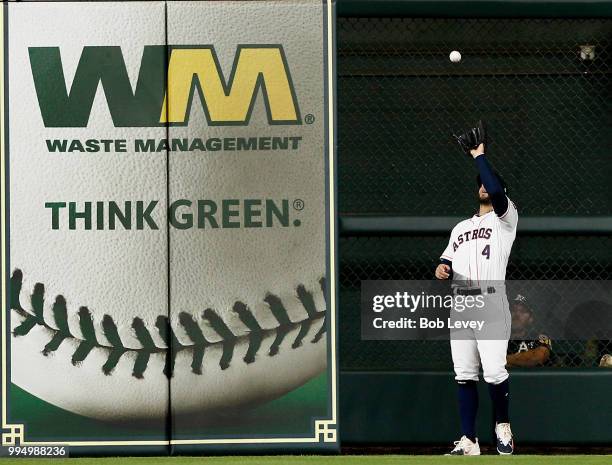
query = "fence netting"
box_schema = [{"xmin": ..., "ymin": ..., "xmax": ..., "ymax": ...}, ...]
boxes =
[{"xmin": 337, "ymin": 17, "xmax": 612, "ymax": 370}]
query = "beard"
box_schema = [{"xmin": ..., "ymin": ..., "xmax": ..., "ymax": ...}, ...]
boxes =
[{"xmin": 478, "ymin": 194, "xmax": 492, "ymax": 205}]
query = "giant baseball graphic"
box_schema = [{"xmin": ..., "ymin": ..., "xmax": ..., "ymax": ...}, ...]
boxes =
[{"xmin": 4, "ymin": 0, "xmax": 332, "ymax": 433}]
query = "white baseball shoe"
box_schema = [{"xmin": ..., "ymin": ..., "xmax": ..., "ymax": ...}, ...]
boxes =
[
  {"xmin": 495, "ymin": 422, "xmax": 514, "ymax": 455},
  {"xmin": 445, "ymin": 435, "xmax": 481, "ymax": 455}
]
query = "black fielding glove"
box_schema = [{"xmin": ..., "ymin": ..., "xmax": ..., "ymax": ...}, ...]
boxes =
[{"xmin": 453, "ymin": 120, "xmax": 486, "ymax": 156}]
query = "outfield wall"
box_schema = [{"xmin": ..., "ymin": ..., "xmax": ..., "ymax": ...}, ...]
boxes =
[{"xmin": 340, "ymin": 371, "xmax": 612, "ymax": 444}]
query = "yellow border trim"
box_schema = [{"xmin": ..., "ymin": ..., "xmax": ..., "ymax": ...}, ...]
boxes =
[
  {"xmin": 325, "ymin": 0, "xmax": 338, "ymax": 435},
  {"xmin": 0, "ymin": 0, "xmax": 10, "ymax": 438},
  {"xmin": 0, "ymin": 2, "xmax": 22, "ymax": 447},
  {"xmin": 1, "ymin": 0, "xmax": 337, "ymax": 447}
]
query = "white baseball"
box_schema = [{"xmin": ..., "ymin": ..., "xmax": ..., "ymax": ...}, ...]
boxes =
[
  {"xmin": 9, "ymin": 1, "xmax": 327, "ymax": 422},
  {"xmin": 449, "ymin": 50, "xmax": 462, "ymax": 63}
]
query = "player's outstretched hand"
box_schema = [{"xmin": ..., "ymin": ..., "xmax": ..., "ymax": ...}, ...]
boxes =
[
  {"xmin": 453, "ymin": 120, "xmax": 486, "ymax": 157},
  {"xmin": 435, "ymin": 264, "xmax": 451, "ymax": 280},
  {"xmin": 470, "ymin": 143, "xmax": 485, "ymax": 158}
]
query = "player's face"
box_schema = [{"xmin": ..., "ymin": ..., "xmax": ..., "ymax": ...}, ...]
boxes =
[{"xmin": 477, "ymin": 185, "xmax": 491, "ymax": 204}]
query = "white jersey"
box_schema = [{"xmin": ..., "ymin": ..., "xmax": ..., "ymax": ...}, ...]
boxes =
[{"xmin": 440, "ymin": 198, "xmax": 518, "ymax": 283}]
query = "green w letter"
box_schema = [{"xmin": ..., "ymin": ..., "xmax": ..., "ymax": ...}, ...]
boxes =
[{"xmin": 29, "ymin": 46, "xmax": 167, "ymax": 127}]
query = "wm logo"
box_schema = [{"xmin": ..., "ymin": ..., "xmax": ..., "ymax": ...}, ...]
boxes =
[{"xmin": 29, "ymin": 45, "xmax": 301, "ymax": 127}]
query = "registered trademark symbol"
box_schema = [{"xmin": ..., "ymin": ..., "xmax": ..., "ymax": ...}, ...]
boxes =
[
  {"xmin": 304, "ymin": 114, "xmax": 315, "ymax": 124},
  {"xmin": 293, "ymin": 199, "xmax": 305, "ymax": 211}
]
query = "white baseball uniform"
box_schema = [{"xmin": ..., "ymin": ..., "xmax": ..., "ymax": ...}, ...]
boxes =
[{"xmin": 440, "ymin": 198, "xmax": 518, "ymax": 384}]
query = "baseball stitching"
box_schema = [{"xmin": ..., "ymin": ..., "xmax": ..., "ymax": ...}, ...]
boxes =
[{"xmin": 9, "ymin": 269, "xmax": 327, "ymax": 379}]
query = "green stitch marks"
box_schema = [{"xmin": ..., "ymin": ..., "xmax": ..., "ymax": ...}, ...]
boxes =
[
  {"xmin": 312, "ymin": 278, "xmax": 327, "ymax": 343},
  {"xmin": 9, "ymin": 269, "xmax": 24, "ymax": 312},
  {"xmin": 264, "ymin": 294, "xmax": 292, "ymax": 356},
  {"xmin": 9, "ymin": 269, "xmax": 327, "ymax": 379},
  {"xmin": 233, "ymin": 302, "xmax": 262, "ymax": 364},
  {"xmin": 203, "ymin": 309, "xmax": 236, "ymax": 370},
  {"xmin": 293, "ymin": 285, "xmax": 319, "ymax": 348},
  {"xmin": 72, "ymin": 307, "xmax": 98, "ymax": 365},
  {"xmin": 13, "ymin": 280, "xmax": 44, "ymax": 337},
  {"xmin": 178, "ymin": 312, "xmax": 208, "ymax": 375},
  {"xmin": 156, "ymin": 316, "xmax": 179, "ymax": 379},
  {"xmin": 43, "ymin": 296, "xmax": 70, "ymax": 356},
  {"xmin": 132, "ymin": 317, "xmax": 158, "ymax": 379},
  {"xmin": 101, "ymin": 315, "xmax": 126, "ymax": 375}
]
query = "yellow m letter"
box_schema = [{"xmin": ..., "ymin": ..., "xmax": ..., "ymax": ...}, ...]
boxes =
[{"xmin": 161, "ymin": 46, "xmax": 300, "ymax": 125}]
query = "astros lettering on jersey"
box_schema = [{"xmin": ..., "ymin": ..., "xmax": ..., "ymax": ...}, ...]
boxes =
[{"xmin": 441, "ymin": 199, "xmax": 518, "ymax": 284}]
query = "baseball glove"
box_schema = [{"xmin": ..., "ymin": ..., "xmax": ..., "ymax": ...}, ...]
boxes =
[{"xmin": 453, "ymin": 120, "xmax": 486, "ymax": 156}]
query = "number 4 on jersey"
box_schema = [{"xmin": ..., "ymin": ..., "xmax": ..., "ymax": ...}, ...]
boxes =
[{"xmin": 482, "ymin": 244, "xmax": 490, "ymax": 260}]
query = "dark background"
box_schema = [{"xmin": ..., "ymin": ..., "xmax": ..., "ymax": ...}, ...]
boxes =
[{"xmin": 337, "ymin": 16, "xmax": 612, "ymax": 372}]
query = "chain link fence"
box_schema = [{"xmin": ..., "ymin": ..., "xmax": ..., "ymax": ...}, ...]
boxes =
[
  {"xmin": 338, "ymin": 17, "xmax": 612, "ymax": 216},
  {"xmin": 337, "ymin": 17, "xmax": 612, "ymax": 370}
]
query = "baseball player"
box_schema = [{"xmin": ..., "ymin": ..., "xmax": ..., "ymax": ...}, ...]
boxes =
[{"xmin": 435, "ymin": 121, "xmax": 518, "ymax": 455}]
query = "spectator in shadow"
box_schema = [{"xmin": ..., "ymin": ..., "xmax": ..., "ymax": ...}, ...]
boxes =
[
  {"xmin": 565, "ymin": 300, "xmax": 612, "ymax": 367},
  {"xmin": 506, "ymin": 295, "xmax": 552, "ymax": 367}
]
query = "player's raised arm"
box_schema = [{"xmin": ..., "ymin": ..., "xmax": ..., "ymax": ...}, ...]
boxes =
[
  {"xmin": 472, "ymin": 149, "xmax": 508, "ymax": 217},
  {"xmin": 453, "ymin": 120, "xmax": 517, "ymax": 225}
]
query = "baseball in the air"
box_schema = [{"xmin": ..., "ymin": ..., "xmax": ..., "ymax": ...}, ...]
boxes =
[{"xmin": 449, "ymin": 50, "xmax": 462, "ymax": 63}]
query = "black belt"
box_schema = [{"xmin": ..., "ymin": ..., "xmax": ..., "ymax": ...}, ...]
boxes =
[{"xmin": 455, "ymin": 287, "xmax": 496, "ymax": 296}]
